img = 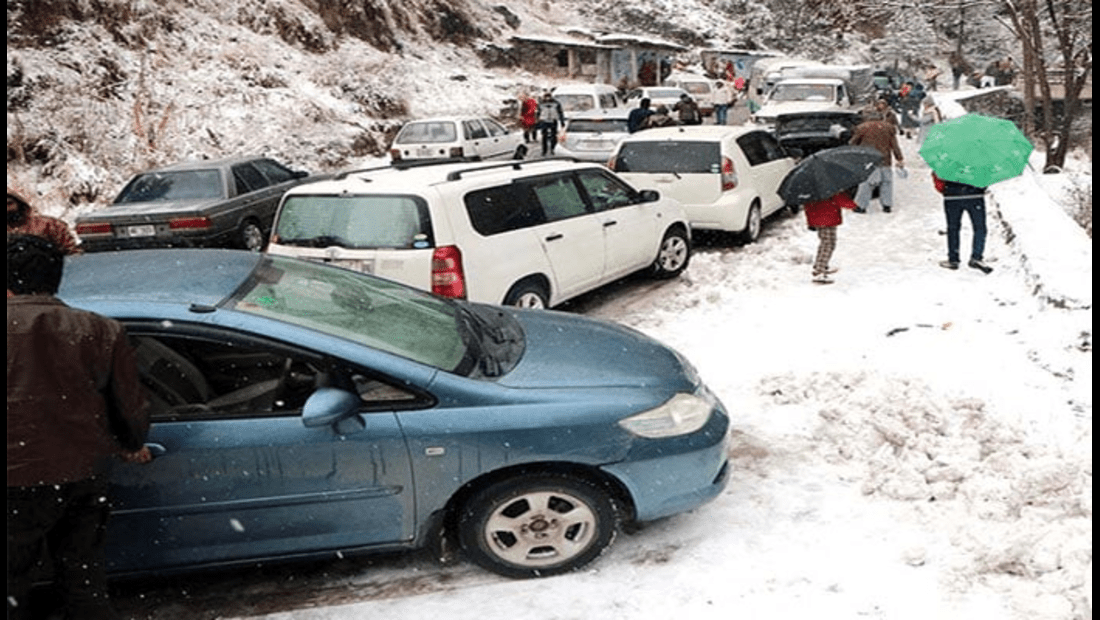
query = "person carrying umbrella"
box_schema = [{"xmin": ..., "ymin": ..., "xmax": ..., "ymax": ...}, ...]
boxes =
[
  {"xmin": 804, "ymin": 189, "xmax": 859, "ymax": 284},
  {"xmin": 919, "ymin": 113, "xmax": 1033, "ymax": 274}
]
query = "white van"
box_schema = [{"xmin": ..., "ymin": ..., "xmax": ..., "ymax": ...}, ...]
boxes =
[
  {"xmin": 550, "ymin": 84, "xmax": 624, "ymax": 117},
  {"xmin": 751, "ymin": 78, "xmax": 855, "ymax": 126},
  {"xmin": 266, "ymin": 159, "xmax": 691, "ymax": 308}
]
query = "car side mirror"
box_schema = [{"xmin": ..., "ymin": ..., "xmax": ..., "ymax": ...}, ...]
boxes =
[
  {"xmin": 302, "ymin": 387, "xmax": 364, "ymax": 434},
  {"xmin": 293, "ymin": 170, "xmax": 309, "ymax": 179},
  {"xmin": 638, "ymin": 189, "xmax": 660, "ymax": 203}
]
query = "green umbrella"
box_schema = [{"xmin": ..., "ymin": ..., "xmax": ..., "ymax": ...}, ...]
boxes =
[{"xmin": 919, "ymin": 113, "xmax": 1033, "ymax": 187}]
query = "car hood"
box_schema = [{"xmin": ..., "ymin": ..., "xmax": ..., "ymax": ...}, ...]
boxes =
[
  {"xmin": 78, "ymin": 199, "xmax": 220, "ymax": 221},
  {"xmin": 757, "ymin": 101, "xmax": 844, "ymax": 118},
  {"xmin": 499, "ymin": 309, "xmax": 698, "ymax": 391}
]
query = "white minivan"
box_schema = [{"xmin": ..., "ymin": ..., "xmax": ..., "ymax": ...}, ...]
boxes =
[
  {"xmin": 551, "ymin": 84, "xmax": 624, "ymax": 118},
  {"xmin": 609, "ymin": 125, "xmax": 796, "ymax": 243},
  {"xmin": 266, "ymin": 159, "xmax": 691, "ymax": 308}
]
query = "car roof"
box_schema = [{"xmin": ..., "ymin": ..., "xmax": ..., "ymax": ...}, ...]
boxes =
[
  {"xmin": 400, "ymin": 116, "xmax": 493, "ymax": 125},
  {"xmin": 150, "ymin": 156, "xmax": 271, "ymax": 173},
  {"xmin": 773, "ymin": 77, "xmax": 846, "ymax": 85},
  {"xmin": 565, "ymin": 109, "xmax": 632, "ymax": 121},
  {"xmin": 618, "ymin": 125, "xmax": 759, "ymax": 142},
  {"xmin": 283, "ymin": 159, "xmax": 607, "ymax": 195},
  {"xmin": 552, "ymin": 84, "xmax": 617, "ymax": 93},
  {"xmin": 58, "ymin": 249, "xmax": 261, "ymax": 308}
]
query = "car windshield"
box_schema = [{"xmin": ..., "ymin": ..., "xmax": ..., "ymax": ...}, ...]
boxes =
[
  {"xmin": 555, "ymin": 94, "xmax": 596, "ymax": 112},
  {"xmin": 114, "ymin": 170, "xmax": 223, "ymax": 203},
  {"xmin": 566, "ymin": 118, "xmax": 629, "ymax": 133},
  {"xmin": 274, "ymin": 195, "xmax": 433, "ymax": 249},
  {"xmin": 646, "ymin": 89, "xmax": 684, "ymax": 99},
  {"xmin": 769, "ymin": 84, "xmax": 836, "ymax": 102},
  {"xmin": 231, "ymin": 255, "xmax": 472, "ymax": 372},
  {"xmin": 613, "ymin": 141, "xmax": 721, "ymax": 174},
  {"xmin": 395, "ymin": 121, "xmax": 458, "ymax": 144}
]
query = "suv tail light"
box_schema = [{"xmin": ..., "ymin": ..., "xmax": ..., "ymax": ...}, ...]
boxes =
[
  {"xmin": 75, "ymin": 222, "xmax": 112, "ymax": 236},
  {"xmin": 721, "ymin": 156, "xmax": 738, "ymax": 191},
  {"xmin": 431, "ymin": 245, "xmax": 466, "ymax": 299},
  {"xmin": 169, "ymin": 216, "xmax": 212, "ymax": 230},
  {"xmin": 389, "ymin": 148, "xmax": 403, "ymax": 161}
]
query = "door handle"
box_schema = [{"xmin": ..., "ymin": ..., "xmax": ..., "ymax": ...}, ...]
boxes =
[
  {"xmin": 545, "ymin": 233, "xmax": 564, "ymax": 242},
  {"xmin": 145, "ymin": 443, "xmax": 168, "ymax": 457},
  {"xmin": 603, "ymin": 220, "xmax": 618, "ymax": 227}
]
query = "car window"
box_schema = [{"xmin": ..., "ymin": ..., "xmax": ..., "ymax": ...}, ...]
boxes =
[
  {"xmin": 232, "ymin": 256, "xmax": 469, "ymax": 372},
  {"xmin": 556, "ymin": 94, "xmax": 596, "ymax": 112},
  {"xmin": 523, "ymin": 175, "xmax": 590, "ymax": 222},
  {"xmin": 737, "ymin": 132, "xmax": 787, "ymax": 166},
  {"xmin": 253, "ymin": 159, "xmax": 297, "ymax": 184},
  {"xmin": 566, "ymin": 118, "xmax": 629, "ymax": 133},
  {"xmin": 233, "ymin": 163, "xmax": 269, "ymax": 194},
  {"xmin": 130, "ymin": 332, "xmax": 421, "ymax": 422},
  {"xmin": 576, "ymin": 169, "xmax": 637, "ymax": 211},
  {"xmin": 463, "ymin": 120, "xmax": 488, "ymax": 140},
  {"xmin": 275, "ymin": 194, "xmax": 433, "ymax": 249},
  {"xmin": 396, "ymin": 122, "xmax": 457, "ymax": 144},
  {"xmin": 613, "ymin": 141, "xmax": 721, "ymax": 174},
  {"xmin": 599, "ymin": 93, "xmax": 619, "ymax": 108},
  {"xmin": 483, "ymin": 119, "xmax": 509, "ymax": 137},
  {"xmin": 113, "ymin": 169, "xmax": 224, "ymax": 204},
  {"xmin": 465, "ymin": 184, "xmax": 545, "ymax": 236}
]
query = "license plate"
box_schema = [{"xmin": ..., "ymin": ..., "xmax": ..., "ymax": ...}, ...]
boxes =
[
  {"xmin": 127, "ymin": 225, "xmax": 156, "ymax": 237},
  {"xmin": 581, "ymin": 140, "xmax": 612, "ymax": 150},
  {"xmin": 416, "ymin": 147, "xmax": 435, "ymax": 157}
]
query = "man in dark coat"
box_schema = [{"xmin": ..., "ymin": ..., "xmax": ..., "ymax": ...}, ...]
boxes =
[
  {"xmin": 627, "ymin": 97, "xmax": 654, "ymax": 133},
  {"xmin": 7, "ymin": 234, "xmax": 151, "ymax": 620},
  {"xmin": 931, "ymin": 173, "xmax": 993, "ymax": 273},
  {"xmin": 535, "ymin": 92, "xmax": 565, "ymax": 156}
]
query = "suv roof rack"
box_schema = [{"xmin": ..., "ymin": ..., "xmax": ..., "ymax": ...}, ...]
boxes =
[
  {"xmin": 444, "ymin": 157, "xmax": 580, "ymax": 181},
  {"xmin": 333, "ymin": 157, "xmax": 470, "ymax": 181}
]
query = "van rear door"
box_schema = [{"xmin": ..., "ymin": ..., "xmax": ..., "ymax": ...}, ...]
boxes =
[
  {"xmin": 612, "ymin": 140, "xmax": 724, "ymax": 207},
  {"xmin": 267, "ymin": 194, "xmax": 437, "ymax": 291}
]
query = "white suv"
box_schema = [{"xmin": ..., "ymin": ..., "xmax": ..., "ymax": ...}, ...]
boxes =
[
  {"xmin": 266, "ymin": 159, "xmax": 691, "ymax": 308},
  {"xmin": 609, "ymin": 125, "xmax": 795, "ymax": 243}
]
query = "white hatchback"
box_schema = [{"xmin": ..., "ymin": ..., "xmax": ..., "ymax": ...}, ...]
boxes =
[
  {"xmin": 267, "ymin": 159, "xmax": 691, "ymax": 309},
  {"xmin": 609, "ymin": 125, "xmax": 796, "ymax": 243},
  {"xmin": 389, "ymin": 116, "xmax": 527, "ymax": 162},
  {"xmin": 556, "ymin": 110, "xmax": 632, "ymax": 163}
]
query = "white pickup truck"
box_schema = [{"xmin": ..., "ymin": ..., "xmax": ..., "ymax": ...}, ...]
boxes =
[{"xmin": 751, "ymin": 77, "xmax": 856, "ymax": 126}]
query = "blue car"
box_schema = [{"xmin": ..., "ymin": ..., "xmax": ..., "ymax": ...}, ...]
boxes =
[{"xmin": 58, "ymin": 250, "xmax": 730, "ymax": 579}]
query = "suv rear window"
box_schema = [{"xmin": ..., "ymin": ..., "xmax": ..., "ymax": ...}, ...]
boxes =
[
  {"xmin": 395, "ymin": 122, "xmax": 457, "ymax": 144},
  {"xmin": 613, "ymin": 141, "xmax": 721, "ymax": 174},
  {"xmin": 566, "ymin": 118, "xmax": 629, "ymax": 133},
  {"xmin": 274, "ymin": 195, "xmax": 433, "ymax": 249}
]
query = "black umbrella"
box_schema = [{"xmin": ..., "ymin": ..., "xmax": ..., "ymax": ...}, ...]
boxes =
[{"xmin": 778, "ymin": 145, "xmax": 883, "ymax": 204}]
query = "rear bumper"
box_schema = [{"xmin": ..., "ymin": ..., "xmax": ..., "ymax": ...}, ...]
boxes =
[{"xmin": 78, "ymin": 229, "xmax": 236, "ymax": 252}]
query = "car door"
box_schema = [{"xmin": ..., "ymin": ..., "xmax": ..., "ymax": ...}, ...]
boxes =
[
  {"xmin": 575, "ymin": 168, "xmax": 655, "ymax": 277},
  {"xmin": 518, "ymin": 173, "xmax": 604, "ymax": 300},
  {"xmin": 462, "ymin": 119, "xmax": 490, "ymax": 159},
  {"xmin": 104, "ymin": 325, "xmax": 418, "ymax": 574},
  {"xmin": 734, "ymin": 131, "xmax": 795, "ymax": 214},
  {"xmin": 481, "ymin": 118, "xmax": 517, "ymax": 159}
]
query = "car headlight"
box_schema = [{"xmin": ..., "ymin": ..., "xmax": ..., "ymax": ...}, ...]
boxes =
[{"xmin": 618, "ymin": 392, "xmax": 715, "ymax": 438}]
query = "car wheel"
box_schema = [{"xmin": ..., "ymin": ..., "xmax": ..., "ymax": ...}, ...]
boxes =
[
  {"xmin": 650, "ymin": 227, "xmax": 690, "ymax": 279},
  {"xmin": 457, "ymin": 474, "xmax": 619, "ymax": 579},
  {"xmin": 503, "ymin": 281, "xmax": 549, "ymax": 309},
  {"xmin": 238, "ymin": 219, "xmax": 266, "ymax": 252},
  {"xmin": 739, "ymin": 201, "xmax": 763, "ymax": 244}
]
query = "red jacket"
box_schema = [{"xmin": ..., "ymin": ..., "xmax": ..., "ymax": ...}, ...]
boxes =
[
  {"xmin": 520, "ymin": 97, "xmax": 538, "ymax": 129},
  {"xmin": 803, "ymin": 192, "xmax": 857, "ymax": 228}
]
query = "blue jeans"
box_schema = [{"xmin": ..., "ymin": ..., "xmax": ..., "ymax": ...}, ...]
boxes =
[
  {"xmin": 943, "ymin": 196, "xmax": 987, "ymax": 263},
  {"xmin": 855, "ymin": 166, "xmax": 894, "ymax": 210},
  {"xmin": 714, "ymin": 104, "xmax": 729, "ymax": 125}
]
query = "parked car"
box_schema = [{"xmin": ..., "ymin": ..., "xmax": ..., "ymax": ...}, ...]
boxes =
[
  {"xmin": 624, "ymin": 86, "xmax": 691, "ymax": 112},
  {"xmin": 58, "ymin": 249, "xmax": 731, "ymax": 579},
  {"xmin": 665, "ymin": 74, "xmax": 716, "ymax": 116},
  {"xmin": 751, "ymin": 78, "xmax": 856, "ymax": 126},
  {"xmin": 74, "ymin": 157, "xmax": 315, "ymax": 252},
  {"xmin": 556, "ymin": 109, "xmax": 632, "ymax": 163},
  {"xmin": 266, "ymin": 158, "xmax": 691, "ymax": 309},
  {"xmin": 550, "ymin": 83, "xmax": 624, "ymax": 118},
  {"xmin": 773, "ymin": 111, "xmax": 863, "ymax": 157},
  {"xmin": 609, "ymin": 125, "xmax": 796, "ymax": 243},
  {"xmin": 388, "ymin": 116, "xmax": 527, "ymax": 162}
]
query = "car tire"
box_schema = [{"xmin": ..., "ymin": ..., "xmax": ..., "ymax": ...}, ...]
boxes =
[
  {"xmin": 739, "ymin": 201, "xmax": 763, "ymax": 244},
  {"xmin": 457, "ymin": 474, "xmax": 619, "ymax": 579},
  {"xmin": 650, "ymin": 226, "xmax": 690, "ymax": 279},
  {"xmin": 503, "ymin": 281, "xmax": 549, "ymax": 309},
  {"xmin": 238, "ymin": 219, "xmax": 266, "ymax": 252}
]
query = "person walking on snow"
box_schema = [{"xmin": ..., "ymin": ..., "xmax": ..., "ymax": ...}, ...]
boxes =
[
  {"xmin": 849, "ymin": 114, "xmax": 905, "ymax": 213},
  {"xmin": 535, "ymin": 92, "xmax": 565, "ymax": 156},
  {"xmin": 803, "ymin": 190, "xmax": 858, "ymax": 284},
  {"xmin": 712, "ymin": 81, "xmax": 736, "ymax": 126},
  {"xmin": 931, "ymin": 172, "xmax": 993, "ymax": 274},
  {"xmin": 518, "ymin": 92, "xmax": 538, "ymax": 144}
]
